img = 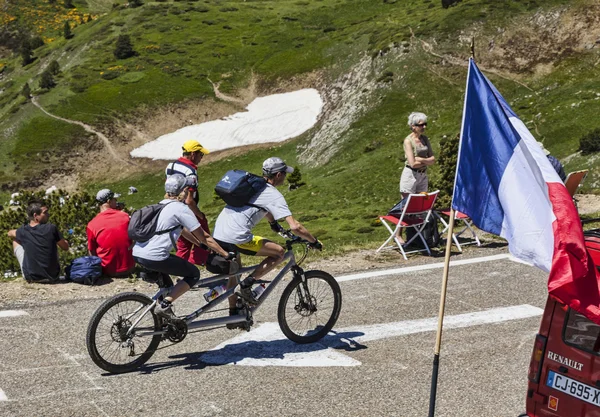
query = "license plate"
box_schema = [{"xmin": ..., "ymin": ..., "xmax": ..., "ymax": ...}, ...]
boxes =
[{"xmin": 546, "ymin": 370, "xmax": 600, "ymax": 407}]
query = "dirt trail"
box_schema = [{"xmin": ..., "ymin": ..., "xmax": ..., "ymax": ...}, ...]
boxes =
[
  {"xmin": 208, "ymin": 78, "xmax": 246, "ymax": 105},
  {"xmin": 417, "ymin": 37, "xmax": 534, "ymax": 91},
  {"xmin": 31, "ymin": 96, "xmax": 134, "ymax": 165}
]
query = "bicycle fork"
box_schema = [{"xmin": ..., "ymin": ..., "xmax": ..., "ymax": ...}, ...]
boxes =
[{"xmin": 292, "ymin": 266, "xmax": 316, "ymax": 311}]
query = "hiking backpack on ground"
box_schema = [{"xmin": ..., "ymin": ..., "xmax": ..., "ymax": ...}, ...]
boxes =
[
  {"xmin": 66, "ymin": 256, "xmax": 102, "ymax": 285},
  {"xmin": 405, "ymin": 215, "xmax": 440, "ymax": 250},
  {"xmin": 127, "ymin": 202, "xmax": 179, "ymax": 242},
  {"xmin": 214, "ymin": 170, "xmax": 267, "ymax": 207}
]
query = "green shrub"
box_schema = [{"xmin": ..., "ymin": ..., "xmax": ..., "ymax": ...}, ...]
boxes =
[
  {"xmin": 579, "ymin": 128, "xmax": 600, "ymax": 155},
  {"xmin": 114, "ymin": 35, "xmax": 136, "ymax": 59},
  {"xmin": 287, "ymin": 166, "xmax": 306, "ymax": 190},
  {"xmin": 21, "ymin": 41, "xmax": 33, "ymax": 66},
  {"xmin": 431, "ymin": 133, "xmax": 459, "ymax": 209},
  {"xmin": 21, "ymin": 83, "xmax": 31, "ymax": 100},
  {"xmin": 29, "ymin": 36, "xmax": 45, "ymax": 50},
  {"xmin": 40, "ymin": 70, "xmax": 56, "ymax": 89},
  {"xmin": 64, "ymin": 21, "xmax": 73, "ymax": 39},
  {"xmin": 364, "ymin": 140, "xmax": 383, "ymax": 153},
  {"xmin": 441, "ymin": 0, "xmax": 462, "ymax": 8},
  {"xmin": 48, "ymin": 60, "xmax": 60, "ymax": 75}
]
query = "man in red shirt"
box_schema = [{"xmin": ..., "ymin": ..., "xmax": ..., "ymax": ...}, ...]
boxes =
[
  {"xmin": 165, "ymin": 140, "xmax": 211, "ymax": 265},
  {"xmin": 87, "ymin": 189, "xmax": 135, "ymax": 277}
]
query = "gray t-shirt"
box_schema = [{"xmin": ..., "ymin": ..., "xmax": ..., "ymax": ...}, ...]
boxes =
[
  {"xmin": 213, "ymin": 184, "xmax": 292, "ymax": 244},
  {"xmin": 132, "ymin": 200, "xmax": 200, "ymax": 261}
]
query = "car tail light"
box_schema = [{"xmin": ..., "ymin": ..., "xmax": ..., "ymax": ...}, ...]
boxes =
[{"xmin": 528, "ymin": 334, "xmax": 547, "ymax": 383}]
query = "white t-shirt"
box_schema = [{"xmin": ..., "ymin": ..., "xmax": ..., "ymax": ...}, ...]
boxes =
[
  {"xmin": 132, "ymin": 200, "xmax": 201, "ymax": 261},
  {"xmin": 213, "ymin": 184, "xmax": 292, "ymax": 244}
]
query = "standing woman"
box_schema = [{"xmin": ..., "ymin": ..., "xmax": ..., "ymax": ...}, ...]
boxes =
[
  {"xmin": 399, "ymin": 112, "xmax": 435, "ymax": 198},
  {"xmin": 396, "ymin": 112, "xmax": 435, "ymax": 244}
]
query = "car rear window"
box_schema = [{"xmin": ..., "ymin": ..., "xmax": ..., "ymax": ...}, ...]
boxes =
[{"xmin": 563, "ymin": 309, "xmax": 600, "ymax": 354}]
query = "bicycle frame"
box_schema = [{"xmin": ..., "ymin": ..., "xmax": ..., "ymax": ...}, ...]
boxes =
[{"xmin": 132, "ymin": 249, "xmax": 303, "ymax": 337}]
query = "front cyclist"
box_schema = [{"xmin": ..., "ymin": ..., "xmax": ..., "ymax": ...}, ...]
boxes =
[{"xmin": 213, "ymin": 157, "xmax": 322, "ymax": 314}]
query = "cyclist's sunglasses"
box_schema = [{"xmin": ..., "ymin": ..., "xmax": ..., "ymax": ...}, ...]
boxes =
[{"xmin": 415, "ymin": 123, "xmax": 427, "ymax": 127}]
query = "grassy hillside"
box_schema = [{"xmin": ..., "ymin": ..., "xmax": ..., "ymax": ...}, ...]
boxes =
[{"xmin": 1, "ymin": 0, "xmax": 600, "ymax": 254}]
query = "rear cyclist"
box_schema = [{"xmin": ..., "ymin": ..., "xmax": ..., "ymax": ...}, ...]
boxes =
[
  {"xmin": 133, "ymin": 174, "xmax": 234, "ymax": 321},
  {"xmin": 212, "ymin": 157, "xmax": 322, "ymax": 317}
]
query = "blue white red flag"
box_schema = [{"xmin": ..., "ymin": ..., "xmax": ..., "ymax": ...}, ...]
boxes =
[{"xmin": 453, "ymin": 59, "xmax": 600, "ymax": 323}]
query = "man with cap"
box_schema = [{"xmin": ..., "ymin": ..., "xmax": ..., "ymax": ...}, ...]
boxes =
[
  {"xmin": 213, "ymin": 157, "xmax": 322, "ymax": 319},
  {"xmin": 86, "ymin": 189, "xmax": 135, "ymax": 277},
  {"xmin": 165, "ymin": 139, "xmax": 211, "ymax": 266},
  {"xmin": 7, "ymin": 199, "xmax": 70, "ymax": 282},
  {"xmin": 133, "ymin": 174, "xmax": 235, "ymax": 321},
  {"xmin": 538, "ymin": 141, "xmax": 566, "ymax": 182}
]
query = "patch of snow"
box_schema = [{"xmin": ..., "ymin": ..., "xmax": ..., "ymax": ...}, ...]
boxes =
[{"xmin": 130, "ymin": 89, "xmax": 323, "ymax": 160}]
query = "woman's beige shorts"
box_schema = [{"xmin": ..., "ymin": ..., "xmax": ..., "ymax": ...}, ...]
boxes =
[{"xmin": 399, "ymin": 167, "xmax": 428, "ymax": 194}]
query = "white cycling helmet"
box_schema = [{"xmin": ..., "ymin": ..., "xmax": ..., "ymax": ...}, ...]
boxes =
[{"xmin": 165, "ymin": 174, "xmax": 188, "ymax": 195}]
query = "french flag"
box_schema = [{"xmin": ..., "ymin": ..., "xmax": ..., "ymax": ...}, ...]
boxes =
[{"xmin": 453, "ymin": 59, "xmax": 600, "ymax": 323}]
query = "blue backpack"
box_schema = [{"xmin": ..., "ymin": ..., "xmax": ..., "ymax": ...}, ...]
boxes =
[
  {"xmin": 66, "ymin": 256, "xmax": 103, "ymax": 285},
  {"xmin": 215, "ymin": 170, "xmax": 267, "ymax": 208}
]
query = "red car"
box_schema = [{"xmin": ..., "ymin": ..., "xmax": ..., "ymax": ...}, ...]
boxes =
[{"xmin": 523, "ymin": 230, "xmax": 600, "ymax": 416}]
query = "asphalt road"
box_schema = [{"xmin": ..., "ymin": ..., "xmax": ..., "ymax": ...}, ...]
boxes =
[{"xmin": 0, "ymin": 250, "xmax": 547, "ymax": 417}]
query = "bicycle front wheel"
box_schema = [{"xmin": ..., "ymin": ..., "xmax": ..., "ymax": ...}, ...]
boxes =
[
  {"xmin": 86, "ymin": 292, "xmax": 162, "ymax": 374},
  {"xmin": 277, "ymin": 270, "xmax": 342, "ymax": 344}
]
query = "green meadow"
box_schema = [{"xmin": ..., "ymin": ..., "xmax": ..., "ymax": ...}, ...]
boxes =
[{"xmin": 1, "ymin": 0, "xmax": 599, "ymax": 256}]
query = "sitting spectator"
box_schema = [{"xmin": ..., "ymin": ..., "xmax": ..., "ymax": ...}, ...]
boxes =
[
  {"xmin": 86, "ymin": 189, "xmax": 135, "ymax": 277},
  {"xmin": 538, "ymin": 141, "xmax": 566, "ymax": 182},
  {"xmin": 7, "ymin": 200, "xmax": 69, "ymax": 282}
]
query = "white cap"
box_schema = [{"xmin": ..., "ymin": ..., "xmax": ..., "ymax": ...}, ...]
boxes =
[{"xmin": 262, "ymin": 157, "xmax": 294, "ymax": 175}]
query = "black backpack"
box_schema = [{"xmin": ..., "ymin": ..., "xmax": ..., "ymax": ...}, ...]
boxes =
[
  {"xmin": 406, "ymin": 215, "xmax": 440, "ymax": 249},
  {"xmin": 214, "ymin": 170, "xmax": 267, "ymax": 208},
  {"xmin": 128, "ymin": 201, "xmax": 179, "ymax": 242}
]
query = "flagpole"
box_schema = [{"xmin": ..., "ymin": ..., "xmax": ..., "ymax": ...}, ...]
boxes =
[
  {"xmin": 427, "ymin": 209, "xmax": 456, "ymax": 417},
  {"xmin": 428, "ymin": 42, "xmax": 474, "ymax": 417}
]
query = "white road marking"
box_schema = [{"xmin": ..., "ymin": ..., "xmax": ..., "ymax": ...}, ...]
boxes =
[
  {"xmin": 0, "ymin": 388, "xmax": 7, "ymax": 401},
  {"xmin": 201, "ymin": 304, "xmax": 542, "ymax": 367},
  {"xmin": 336, "ymin": 253, "xmax": 512, "ymax": 282},
  {"xmin": 0, "ymin": 310, "xmax": 28, "ymax": 318},
  {"xmin": 337, "ymin": 304, "xmax": 543, "ymax": 343}
]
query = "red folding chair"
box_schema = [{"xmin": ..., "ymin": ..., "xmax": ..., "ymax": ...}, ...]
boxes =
[
  {"xmin": 434, "ymin": 209, "xmax": 481, "ymax": 252},
  {"xmin": 377, "ymin": 191, "xmax": 439, "ymax": 260}
]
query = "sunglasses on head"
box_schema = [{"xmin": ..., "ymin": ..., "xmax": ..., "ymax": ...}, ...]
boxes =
[{"xmin": 415, "ymin": 123, "xmax": 427, "ymax": 127}]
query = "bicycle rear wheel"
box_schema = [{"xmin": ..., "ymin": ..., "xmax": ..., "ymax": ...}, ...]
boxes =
[
  {"xmin": 277, "ymin": 270, "xmax": 342, "ymax": 344},
  {"xmin": 86, "ymin": 292, "xmax": 161, "ymax": 374}
]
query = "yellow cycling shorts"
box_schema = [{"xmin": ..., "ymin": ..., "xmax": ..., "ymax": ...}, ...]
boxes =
[{"xmin": 216, "ymin": 236, "xmax": 268, "ymax": 256}]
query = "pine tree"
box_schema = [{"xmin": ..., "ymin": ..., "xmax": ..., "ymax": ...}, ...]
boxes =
[
  {"xmin": 113, "ymin": 35, "xmax": 136, "ymax": 59},
  {"xmin": 48, "ymin": 60, "xmax": 60, "ymax": 75},
  {"xmin": 63, "ymin": 21, "xmax": 73, "ymax": 39},
  {"xmin": 21, "ymin": 83, "xmax": 31, "ymax": 99},
  {"xmin": 287, "ymin": 166, "xmax": 305, "ymax": 190},
  {"xmin": 21, "ymin": 40, "xmax": 33, "ymax": 66},
  {"xmin": 40, "ymin": 70, "xmax": 56, "ymax": 89},
  {"xmin": 431, "ymin": 133, "xmax": 459, "ymax": 209}
]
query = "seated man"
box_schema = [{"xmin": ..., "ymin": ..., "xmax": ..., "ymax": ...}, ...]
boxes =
[
  {"xmin": 7, "ymin": 200, "xmax": 69, "ymax": 282},
  {"xmin": 86, "ymin": 189, "xmax": 135, "ymax": 277},
  {"xmin": 132, "ymin": 174, "xmax": 235, "ymax": 321},
  {"xmin": 213, "ymin": 157, "xmax": 322, "ymax": 317}
]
